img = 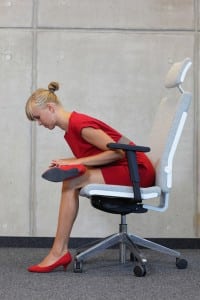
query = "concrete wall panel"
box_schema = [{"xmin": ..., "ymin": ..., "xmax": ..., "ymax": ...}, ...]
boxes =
[
  {"xmin": 36, "ymin": 31, "xmax": 193, "ymax": 141},
  {"xmin": 0, "ymin": 30, "xmax": 32, "ymax": 235},
  {"xmin": 0, "ymin": 0, "xmax": 33, "ymax": 27},
  {"xmin": 38, "ymin": 0, "xmax": 193, "ymax": 29}
]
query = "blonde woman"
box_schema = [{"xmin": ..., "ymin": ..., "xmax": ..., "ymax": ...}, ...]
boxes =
[{"xmin": 25, "ymin": 82, "xmax": 155, "ymax": 273}]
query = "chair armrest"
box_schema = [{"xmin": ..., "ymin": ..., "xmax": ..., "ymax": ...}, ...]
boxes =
[
  {"xmin": 107, "ymin": 143, "xmax": 150, "ymax": 153},
  {"xmin": 107, "ymin": 142, "xmax": 151, "ymax": 203}
]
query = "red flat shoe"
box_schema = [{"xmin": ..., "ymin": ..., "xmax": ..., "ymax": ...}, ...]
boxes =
[
  {"xmin": 28, "ymin": 252, "xmax": 72, "ymax": 273},
  {"xmin": 42, "ymin": 164, "xmax": 87, "ymax": 182}
]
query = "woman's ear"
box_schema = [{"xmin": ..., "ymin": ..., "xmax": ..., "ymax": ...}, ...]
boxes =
[{"xmin": 47, "ymin": 103, "xmax": 56, "ymax": 113}]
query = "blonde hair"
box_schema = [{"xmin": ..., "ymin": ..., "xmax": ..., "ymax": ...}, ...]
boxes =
[{"xmin": 25, "ymin": 81, "xmax": 61, "ymax": 121}]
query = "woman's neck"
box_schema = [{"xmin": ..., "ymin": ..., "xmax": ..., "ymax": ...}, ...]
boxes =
[{"xmin": 56, "ymin": 109, "xmax": 72, "ymax": 131}]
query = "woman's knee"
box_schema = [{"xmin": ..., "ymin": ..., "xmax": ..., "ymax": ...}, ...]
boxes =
[
  {"xmin": 61, "ymin": 168, "xmax": 104, "ymax": 191},
  {"xmin": 61, "ymin": 171, "xmax": 89, "ymax": 191}
]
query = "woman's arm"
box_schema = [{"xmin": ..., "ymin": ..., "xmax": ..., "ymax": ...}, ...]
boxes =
[
  {"xmin": 80, "ymin": 127, "xmax": 125, "ymax": 166},
  {"xmin": 51, "ymin": 127, "xmax": 125, "ymax": 167}
]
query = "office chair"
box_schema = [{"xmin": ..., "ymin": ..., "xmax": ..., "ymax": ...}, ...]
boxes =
[{"xmin": 73, "ymin": 58, "xmax": 192, "ymax": 277}]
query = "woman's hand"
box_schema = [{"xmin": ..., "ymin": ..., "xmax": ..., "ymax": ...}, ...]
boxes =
[{"xmin": 49, "ymin": 158, "xmax": 79, "ymax": 167}]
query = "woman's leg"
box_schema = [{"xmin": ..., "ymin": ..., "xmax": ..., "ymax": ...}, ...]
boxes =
[{"xmin": 37, "ymin": 168, "xmax": 105, "ymax": 267}]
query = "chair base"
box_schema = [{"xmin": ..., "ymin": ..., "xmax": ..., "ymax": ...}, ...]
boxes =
[{"xmin": 73, "ymin": 215, "xmax": 187, "ymax": 276}]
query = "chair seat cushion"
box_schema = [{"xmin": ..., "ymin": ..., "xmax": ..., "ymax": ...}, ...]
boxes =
[{"xmin": 80, "ymin": 184, "xmax": 161, "ymax": 200}]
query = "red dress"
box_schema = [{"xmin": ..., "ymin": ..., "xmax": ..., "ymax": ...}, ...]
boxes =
[{"xmin": 64, "ymin": 111, "xmax": 155, "ymax": 187}]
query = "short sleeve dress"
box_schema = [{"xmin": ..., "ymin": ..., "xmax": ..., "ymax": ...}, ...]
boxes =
[{"xmin": 64, "ymin": 111, "xmax": 155, "ymax": 187}]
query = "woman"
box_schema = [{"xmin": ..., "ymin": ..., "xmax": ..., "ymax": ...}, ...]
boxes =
[{"xmin": 25, "ymin": 81, "xmax": 155, "ymax": 273}]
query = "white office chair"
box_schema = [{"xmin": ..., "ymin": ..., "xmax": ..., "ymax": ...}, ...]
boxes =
[{"xmin": 74, "ymin": 58, "xmax": 192, "ymax": 276}]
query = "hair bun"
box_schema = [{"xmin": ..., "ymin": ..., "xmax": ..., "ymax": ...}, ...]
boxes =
[{"xmin": 48, "ymin": 81, "xmax": 59, "ymax": 93}]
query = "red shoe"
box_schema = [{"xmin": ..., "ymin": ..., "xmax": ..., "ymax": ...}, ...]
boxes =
[
  {"xmin": 42, "ymin": 164, "xmax": 87, "ymax": 182},
  {"xmin": 28, "ymin": 252, "xmax": 72, "ymax": 273}
]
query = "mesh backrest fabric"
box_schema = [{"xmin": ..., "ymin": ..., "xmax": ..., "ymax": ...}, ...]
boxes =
[{"xmin": 148, "ymin": 92, "xmax": 191, "ymax": 192}]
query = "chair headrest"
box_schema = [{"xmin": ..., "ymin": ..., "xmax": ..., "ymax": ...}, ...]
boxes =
[{"xmin": 165, "ymin": 57, "xmax": 192, "ymax": 89}]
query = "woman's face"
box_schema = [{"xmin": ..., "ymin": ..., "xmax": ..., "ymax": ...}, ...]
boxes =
[{"xmin": 31, "ymin": 104, "xmax": 56, "ymax": 130}]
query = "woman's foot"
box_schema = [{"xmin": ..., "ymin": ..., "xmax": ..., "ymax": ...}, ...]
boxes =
[
  {"xmin": 38, "ymin": 250, "xmax": 68, "ymax": 267},
  {"xmin": 28, "ymin": 251, "xmax": 72, "ymax": 273},
  {"xmin": 42, "ymin": 164, "xmax": 86, "ymax": 182}
]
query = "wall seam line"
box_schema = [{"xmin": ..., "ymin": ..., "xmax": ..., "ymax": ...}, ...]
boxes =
[{"xmin": 29, "ymin": 0, "xmax": 38, "ymax": 237}]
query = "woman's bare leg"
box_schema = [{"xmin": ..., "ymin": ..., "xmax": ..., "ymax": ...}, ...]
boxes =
[{"xmin": 38, "ymin": 169, "xmax": 104, "ymax": 267}]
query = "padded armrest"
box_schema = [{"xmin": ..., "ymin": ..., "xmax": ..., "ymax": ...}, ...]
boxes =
[
  {"xmin": 107, "ymin": 142, "xmax": 151, "ymax": 203},
  {"xmin": 107, "ymin": 143, "xmax": 150, "ymax": 153}
]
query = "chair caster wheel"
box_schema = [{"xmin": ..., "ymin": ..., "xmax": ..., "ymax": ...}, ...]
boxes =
[
  {"xmin": 73, "ymin": 260, "xmax": 83, "ymax": 273},
  {"xmin": 133, "ymin": 264, "xmax": 146, "ymax": 277},
  {"xmin": 176, "ymin": 258, "xmax": 188, "ymax": 269}
]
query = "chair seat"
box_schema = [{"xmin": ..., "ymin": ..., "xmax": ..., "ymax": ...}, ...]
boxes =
[
  {"xmin": 80, "ymin": 184, "xmax": 161, "ymax": 200},
  {"xmin": 80, "ymin": 184, "xmax": 161, "ymax": 215}
]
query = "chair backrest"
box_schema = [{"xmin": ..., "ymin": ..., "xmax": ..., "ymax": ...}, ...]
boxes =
[{"xmin": 148, "ymin": 58, "xmax": 192, "ymax": 194}]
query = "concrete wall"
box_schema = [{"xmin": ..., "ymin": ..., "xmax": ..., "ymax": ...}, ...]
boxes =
[{"xmin": 0, "ymin": 0, "xmax": 199, "ymax": 238}]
